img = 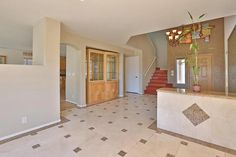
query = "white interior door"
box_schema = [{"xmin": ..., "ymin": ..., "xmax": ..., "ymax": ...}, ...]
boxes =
[{"xmin": 125, "ymin": 56, "xmax": 140, "ymax": 93}]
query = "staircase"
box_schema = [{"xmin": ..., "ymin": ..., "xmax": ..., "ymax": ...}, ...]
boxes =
[{"xmin": 144, "ymin": 68, "xmax": 173, "ymax": 95}]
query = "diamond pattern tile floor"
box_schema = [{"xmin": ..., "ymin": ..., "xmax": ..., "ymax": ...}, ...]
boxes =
[{"xmin": 0, "ymin": 93, "xmax": 231, "ymax": 157}]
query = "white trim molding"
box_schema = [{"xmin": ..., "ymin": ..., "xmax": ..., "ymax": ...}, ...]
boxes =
[{"xmin": 0, "ymin": 119, "xmax": 61, "ymax": 141}]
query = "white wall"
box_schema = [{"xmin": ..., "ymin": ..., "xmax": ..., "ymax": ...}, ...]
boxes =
[
  {"xmin": 127, "ymin": 34, "xmax": 156, "ymax": 92},
  {"xmin": 0, "ymin": 48, "xmax": 28, "ymax": 64},
  {"xmin": 0, "ymin": 18, "xmax": 60, "ymax": 140},
  {"xmin": 66, "ymin": 45, "xmax": 82, "ymax": 106},
  {"xmin": 224, "ymin": 15, "xmax": 236, "ymax": 93},
  {"xmin": 148, "ymin": 31, "xmax": 168, "ymax": 69},
  {"xmin": 61, "ymin": 30, "xmax": 135, "ymax": 106}
]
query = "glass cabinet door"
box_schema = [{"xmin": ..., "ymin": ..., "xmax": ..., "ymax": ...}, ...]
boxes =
[
  {"xmin": 89, "ymin": 52, "xmax": 104, "ymax": 81},
  {"xmin": 107, "ymin": 55, "xmax": 118, "ymax": 80}
]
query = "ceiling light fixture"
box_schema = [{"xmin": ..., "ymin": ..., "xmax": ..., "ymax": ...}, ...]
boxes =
[{"xmin": 166, "ymin": 27, "xmax": 183, "ymax": 47}]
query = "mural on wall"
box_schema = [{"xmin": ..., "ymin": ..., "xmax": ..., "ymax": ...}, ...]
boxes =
[
  {"xmin": 179, "ymin": 26, "xmax": 192, "ymax": 44},
  {"xmin": 166, "ymin": 22, "xmax": 215, "ymax": 46},
  {"xmin": 188, "ymin": 22, "xmax": 215, "ymax": 43}
]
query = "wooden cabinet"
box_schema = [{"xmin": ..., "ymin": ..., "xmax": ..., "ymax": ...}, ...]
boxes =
[{"xmin": 86, "ymin": 48, "xmax": 119, "ymax": 105}]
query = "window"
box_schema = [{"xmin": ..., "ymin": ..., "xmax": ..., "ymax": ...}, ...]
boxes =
[
  {"xmin": 107, "ymin": 55, "xmax": 118, "ymax": 80},
  {"xmin": 176, "ymin": 58, "xmax": 186, "ymax": 84},
  {"xmin": 89, "ymin": 52, "xmax": 104, "ymax": 81}
]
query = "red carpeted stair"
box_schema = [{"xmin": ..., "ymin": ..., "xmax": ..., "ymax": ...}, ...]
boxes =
[{"xmin": 144, "ymin": 68, "xmax": 173, "ymax": 95}]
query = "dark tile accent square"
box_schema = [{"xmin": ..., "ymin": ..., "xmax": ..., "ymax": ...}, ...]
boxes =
[
  {"xmin": 139, "ymin": 139, "xmax": 147, "ymax": 144},
  {"xmin": 112, "ymin": 112, "xmax": 116, "ymax": 114},
  {"xmin": 89, "ymin": 127, "xmax": 95, "ymax": 130},
  {"xmin": 123, "ymin": 116, "xmax": 128, "ymax": 119},
  {"xmin": 136, "ymin": 113, "xmax": 140, "ymax": 115},
  {"xmin": 108, "ymin": 121, "xmax": 113, "ymax": 124},
  {"xmin": 104, "ymin": 108, "xmax": 107, "ymax": 110},
  {"xmin": 146, "ymin": 109, "xmax": 150, "ymax": 111},
  {"xmin": 118, "ymin": 150, "xmax": 127, "ymax": 156},
  {"xmin": 58, "ymin": 125, "xmax": 64, "ymax": 128},
  {"xmin": 89, "ymin": 111, "xmax": 93, "ymax": 113},
  {"xmin": 182, "ymin": 103, "xmax": 210, "ymax": 126},
  {"xmin": 166, "ymin": 153, "xmax": 175, "ymax": 157},
  {"xmin": 137, "ymin": 123, "xmax": 143, "ymax": 126},
  {"xmin": 124, "ymin": 108, "xmax": 128, "ymax": 111},
  {"xmin": 101, "ymin": 137, "xmax": 108, "ymax": 141},
  {"xmin": 121, "ymin": 129, "xmax": 127, "ymax": 132},
  {"xmin": 73, "ymin": 114, "xmax": 78, "ymax": 117},
  {"xmin": 116, "ymin": 105, "xmax": 119, "ymax": 107},
  {"xmin": 98, "ymin": 115, "xmax": 102, "ymax": 118},
  {"xmin": 73, "ymin": 147, "xmax": 82, "ymax": 153},
  {"xmin": 80, "ymin": 120, "xmax": 85, "ymax": 122},
  {"xmin": 180, "ymin": 141, "xmax": 188, "ymax": 146},
  {"xmin": 32, "ymin": 144, "xmax": 40, "ymax": 149},
  {"xmin": 64, "ymin": 134, "xmax": 71, "ymax": 138}
]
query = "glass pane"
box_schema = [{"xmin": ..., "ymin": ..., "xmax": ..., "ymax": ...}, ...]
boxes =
[
  {"xmin": 176, "ymin": 58, "xmax": 186, "ymax": 84},
  {"xmin": 107, "ymin": 55, "xmax": 117, "ymax": 80},
  {"xmin": 90, "ymin": 53, "xmax": 104, "ymax": 81}
]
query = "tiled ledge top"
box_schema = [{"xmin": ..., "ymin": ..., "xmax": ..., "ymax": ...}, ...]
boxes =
[{"xmin": 157, "ymin": 88, "xmax": 236, "ymax": 100}]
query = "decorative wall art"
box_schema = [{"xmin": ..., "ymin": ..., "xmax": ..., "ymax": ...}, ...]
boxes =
[{"xmin": 166, "ymin": 22, "xmax": 215, "ymax": 46}]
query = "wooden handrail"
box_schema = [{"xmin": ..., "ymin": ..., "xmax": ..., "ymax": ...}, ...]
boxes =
[{"xmin": 144, "ymin": 57, "xmax": 157, "ymax": 77}]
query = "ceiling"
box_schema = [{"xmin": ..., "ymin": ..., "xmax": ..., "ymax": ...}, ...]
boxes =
[{"xmin": 0, "ymin": 0, "xmax": 236, "ymax": 49}]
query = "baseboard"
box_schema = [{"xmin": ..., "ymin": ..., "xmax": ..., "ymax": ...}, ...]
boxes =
[
  {"xmin": 65, "ymin": 99, "xmax": 78, "ymax": 105},
  {"xmin": 119, "ymin": 95, "xmax": 124, "ymax": 97},
  {"xmin": 0, "ymin": 119, "xmax": 61, "ymax": 141},
  {"xmin": 65, "ymin": 99, "xmax": 86, "ymax": 108}
]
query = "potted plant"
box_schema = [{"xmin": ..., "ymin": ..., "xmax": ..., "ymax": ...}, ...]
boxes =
[{"xmin": 181, "ymin": 12, "xmax": 206, "ymax": 92}]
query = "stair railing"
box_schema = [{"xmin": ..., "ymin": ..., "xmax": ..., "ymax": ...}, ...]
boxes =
[{"xmin": 144, "ymin": 57, "xmax": 157, "ymax": 77}]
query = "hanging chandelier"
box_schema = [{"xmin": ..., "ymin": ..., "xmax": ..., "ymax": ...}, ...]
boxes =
[{"xmin": 166, "ymin": 28, "xmax": 183, "ymax": 46}]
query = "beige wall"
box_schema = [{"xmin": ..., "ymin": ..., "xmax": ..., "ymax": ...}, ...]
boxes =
[
  {"xmin": 127, "ymin": 34, "xmax": 156, "ymax": 90},
  {"xmin": 168, "ymin": 18, "xmax": 225, "ymax": 92},
  {"xmin": 224, "ymin": 15, "xmax": 236, "ymax": 93},
  {"xmin": 0, "ymin": 18, "xmax": 60, "ymax": 140},
  {"xmin": 0, "ymin": 48, "xmax": 25, "ymax": 64},
  {"xmin": 61, "ymin": 30, "xmax": 135, "ymax": 105},
  {"xmin": 148, "ymin": 31, "xmax": 168, "ymax": 69},
  {"xmin": 228, "ymin": 26, "xmax": 236, "ymax": 92}
]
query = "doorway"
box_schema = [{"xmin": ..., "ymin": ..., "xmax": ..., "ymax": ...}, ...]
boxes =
[
  {"xmin": 86, "ymin": 48, "xmax": 119, "ymax": 105},
  {"xmin": 125, "ymin": 56, "xmax": 140, "ymax": 93},
  {"xmin": 189, "ymin": 54, "xmax": 212, "ymax": 91},
  {"xmin": 60, "ymin": 44, "xmax": 81, "ymax": 111}
]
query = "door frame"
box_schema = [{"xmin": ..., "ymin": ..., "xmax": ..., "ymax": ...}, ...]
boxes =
[
  {"xmin": 188, "ymin": 53, "xmax": 213, "ymax": 90},
  {"xmin": 125, "ymin": 55, "xmax": 141, "ymax": 94}
]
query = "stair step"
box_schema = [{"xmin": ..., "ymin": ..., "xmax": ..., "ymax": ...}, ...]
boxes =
[
  {"xmin": 144, "ymin": 68, "xmax": 173, "ymax": 95},
  {"xmin": 152, "ymin": 74, "xmax": 167, "ymax": 77},
  {"xmin": 150, "ymin": 80, "xmax": 167, "ymax": 84},
  {"xmin": 148, "ymin": 83, "xmax": 166, "ymax": 87},
  {"xmin": 154, "ymin": 70, "xmax": 167, "ymax": 74},
  {"xmin": 152, "ymin": 76, "xmax": 168, "ymax": 80}
]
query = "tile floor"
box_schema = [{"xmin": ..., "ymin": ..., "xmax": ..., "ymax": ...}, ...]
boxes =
[{"xmin": 0, "ymin": 93, "xmax": 235, "ymax": 157}]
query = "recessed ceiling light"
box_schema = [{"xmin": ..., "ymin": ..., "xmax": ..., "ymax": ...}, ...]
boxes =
[{"xmin": 80, "ymin": 0, "xmax": 85, "ymax": 2}]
